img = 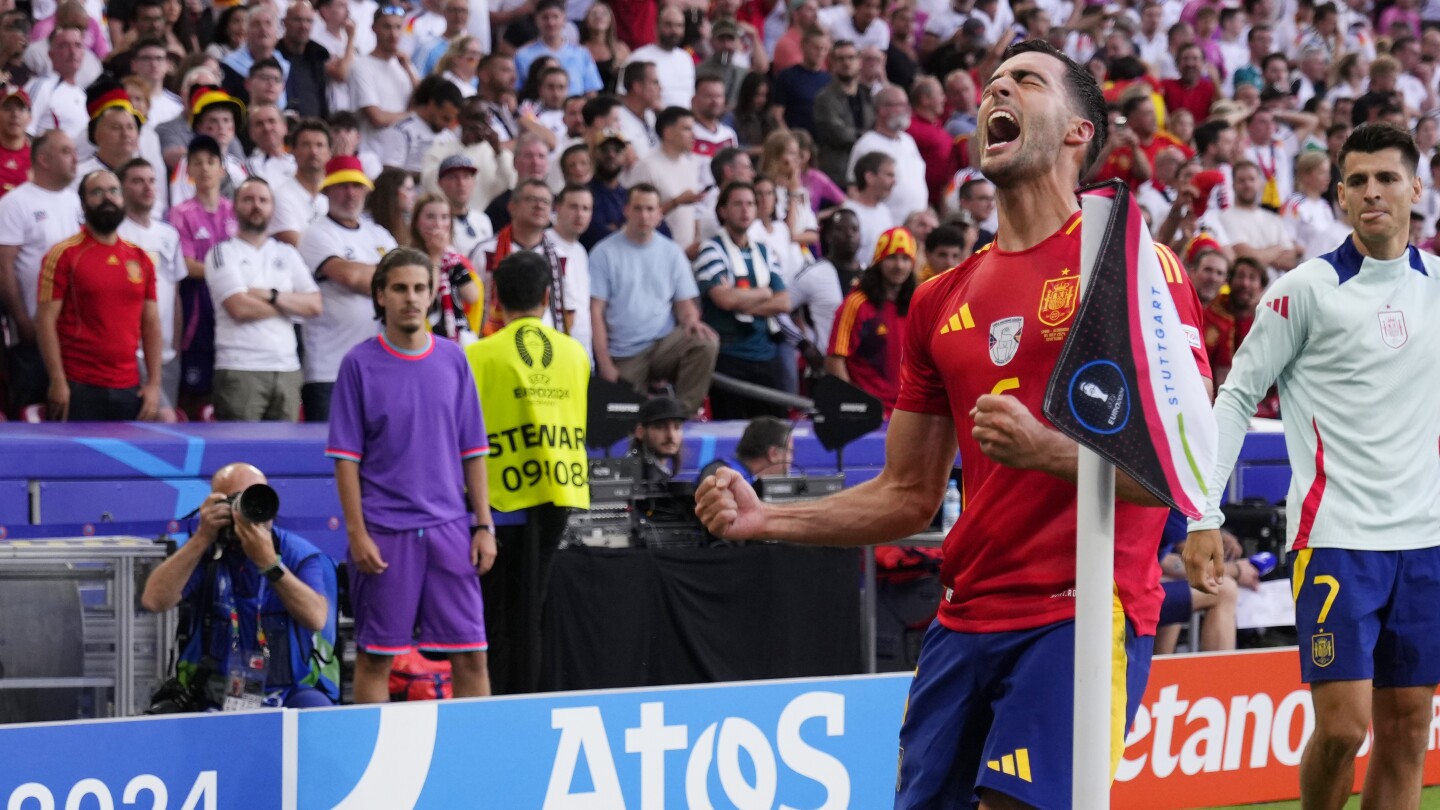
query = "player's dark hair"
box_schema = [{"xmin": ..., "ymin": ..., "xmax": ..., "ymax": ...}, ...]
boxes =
[
  {"xmin": 494, "ymin": 251, "xmax": 552, "ymax": 313},
  {"xmin": 735, "ymin": 416, "xmax": 792, "ymax": 462},
  {"xmin": 371, "ymin": 247, "xmax": 433, "ymax": 323},
  {"xmin": 858, "ymin": 254, "xmax": 916, "ymax": 315},
  {"xmin": 999, "ymin": 39, "xmax": 1108, "ymax": 173},
  {"xmin": 853, "ymin": 151, "xmax": 892, "ymax": 192},
  {"xmin": 1339, "ymin": 122, "xmax": 1420, "ymax": 177}
]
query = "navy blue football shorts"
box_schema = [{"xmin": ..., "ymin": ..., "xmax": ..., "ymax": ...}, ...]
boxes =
[
  {"xmin": 894, "ymin": 615, "xmax": 1152, "ymax": 810},
  {"xmin": 1291, "ymin": 547, "xmax": 1440, "ymax": 687}
]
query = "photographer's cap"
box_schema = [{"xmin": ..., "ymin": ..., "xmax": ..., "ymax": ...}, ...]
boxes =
[{"xmin": 639, "ymin": 396, "xmax": 688, "ymax": 425}]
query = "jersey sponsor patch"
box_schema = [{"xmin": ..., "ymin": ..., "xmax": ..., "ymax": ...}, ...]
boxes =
[{"xmin": 1182, "ymin": 324, "xmax": 1202, "ymax": 350}]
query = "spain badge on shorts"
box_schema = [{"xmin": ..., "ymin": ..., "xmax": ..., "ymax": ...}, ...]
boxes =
[{"xmin": 1311, "ymin": 632, "xmax": 1335, "ymax": 668}]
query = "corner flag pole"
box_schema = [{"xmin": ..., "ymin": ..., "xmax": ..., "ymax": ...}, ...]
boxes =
[{"xmin": 1072, "ymin": 201, "xmax": 1115, "ymax": 810}]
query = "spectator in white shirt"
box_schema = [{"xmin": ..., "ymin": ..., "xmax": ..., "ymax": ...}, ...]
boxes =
[
  {"xmin": 310, "ymin": 0, "xmax": 359, "ymax": 114},
  {"xmin": 436, "ymin": 153, "xmax": 493, "ymax": 259},
  {"xmin": 626, "ymin": 105, "xmax": 706, "ymax": 252},
  {"xmin": 349, "ymin": 6, "xmax": 418, "ymax": 160},
  {"xmin": 847, "ymin": 85, "xmax": 928, "ymax": 225},
  {"xmin": 1219, "ymin": 160, "xmax": 1302, "ymax": 280},
  {"xmin": 819, "ymin": 0, "xmax": 891, "ymax": 51},
  {"xmin": 208, "ymin": 177, "xmax": 323, "ymax": 421},
  {"xmin": 691, "ymin": 73, "xmax": 739, "ymax": 188},
  {"xmin": 842, "ymin": 151, "xmax": 896, "ymax": 265},
  {"xmin": 296, "ymin": 155, "xmax": 398, "ymax": 419},
  {"xmin": 627, "ymin": 6, "xmax": 695, "ymax": 110},
  {"xmin": 26, "ymin": 26, "xmax": 90, "ymax": 150},
  {"xmin": 617, "ymin": 61, "xmax": 661, "ymax": 160},
  {"xmin": 421, "ymin": 95, "xmax": 516, "ymax": 212},
  {"xmin": 247, "ymin": 104, "xmax": 297, "ymax": 186},
  {"xmin": 548, "ymin": 183, "xmax": 594, "ymax": 360},
  {"xmin": 118, "ymin": 158, "xmax": 186, "ymax": 422},
  {"xmin": 389, "ymin": 74, "xmax": 462, "ymax": 172},
  {"xmin": 270, "ymin": 117, "xmax": 333, "ymax": 246},
  {"xmin": 0, "ymin": 130, "xmax": 82, "ymax": 413}
]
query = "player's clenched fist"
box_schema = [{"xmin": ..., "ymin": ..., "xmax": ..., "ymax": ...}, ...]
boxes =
[
  {"xmin": 970, "ymin": 394, "xmax": 1063, "ymax": 471},
  {"xmin": 695, "ymin": 467, "xmax": 767, "ymax": 540}
]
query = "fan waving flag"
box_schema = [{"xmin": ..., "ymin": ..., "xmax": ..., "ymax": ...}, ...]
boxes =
[{"xmin": 1042, "ymin": 181, "xmax": 1217, "ymax": 518}]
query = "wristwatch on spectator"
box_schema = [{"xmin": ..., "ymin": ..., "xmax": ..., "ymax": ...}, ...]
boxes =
[
  {"xmin": 268, "ymin": 288, "xmax": 279, "ymax": 306},
  {"xmin": 471, "ymin": 523, "xmax": 494, "ymax": 535}
]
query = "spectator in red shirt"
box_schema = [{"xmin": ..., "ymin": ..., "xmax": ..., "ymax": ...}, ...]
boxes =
[
  {"xmin": 1162, "ymin": 43, "xmax": 1218, "ymax": 123},
  {"xmin": 0, "ymin": 87, "xmax": 29, "ymax": 198},
  {"xmin": 826, "ymin": 225, "xmax": 915, "ymax": 416},
  {"xmin": 907, "ymin": 76, "xmax": 954, "ymax": 210},
  {"xmin": 1202, "ymin": 255, "xmax": 1266, "ymax": 388},
  {"xmin": 35, "ymin": 169, "xmax": 162, "ymax": 421}
]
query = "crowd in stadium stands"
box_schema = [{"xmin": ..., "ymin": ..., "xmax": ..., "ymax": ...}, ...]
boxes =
[{"xmin": 0, "ymin": 0, "xmax": 1431, "ymax": 647}]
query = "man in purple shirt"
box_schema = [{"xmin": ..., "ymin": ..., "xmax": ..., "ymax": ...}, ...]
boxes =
[{"xmin": 326, "ymin": 247, "xmax": 497, "ymax": 703}]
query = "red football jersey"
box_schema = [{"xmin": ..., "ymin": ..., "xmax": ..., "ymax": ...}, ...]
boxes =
[
  {"xmin": 829, "ymin": 290, "xmax": 906, "ymax": 416},
  {"xmin": 38, "ymin": 229, "xmax": 157, "ymax": 389},
  {"xmin": 0, "ymin": 143, "xmax": 29, "ymax": 198},
  {"xmin": 896, "ymin": 211, "xmax": 1211, "ymax": 636}
]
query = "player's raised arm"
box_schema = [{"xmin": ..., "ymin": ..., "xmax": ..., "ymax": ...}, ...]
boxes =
[{"xmin": 695, "ymin": 408, "xmax": 958, "ymax": 545}]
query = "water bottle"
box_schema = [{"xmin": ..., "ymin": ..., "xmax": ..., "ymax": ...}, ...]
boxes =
[
  {"xmin": 941, "ymin": 480, "xmax": 961, "ymax": 533},
  {"xmin": 1248, "ymin": 551, "xmax": 1278, "ymax": 578}
]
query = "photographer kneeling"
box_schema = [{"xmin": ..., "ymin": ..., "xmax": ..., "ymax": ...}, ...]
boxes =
[{"xmin": 142, "ymin": 463, "xmax": 339, "ymax": 711}]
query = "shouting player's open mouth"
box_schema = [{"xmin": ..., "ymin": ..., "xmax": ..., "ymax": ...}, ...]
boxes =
[{"xmin": 985, "ymin": 109, "xmax": 1020, "ymax": 153}]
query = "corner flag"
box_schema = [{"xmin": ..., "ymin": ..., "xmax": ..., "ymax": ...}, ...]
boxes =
[{"xmin": 1042, "ymin": 181, "xmax": 1218, "ymax": 519}]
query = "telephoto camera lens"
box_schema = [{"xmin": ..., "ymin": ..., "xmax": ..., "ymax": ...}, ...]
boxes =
[{"xmin": 234, "ymin": 483, "xmax": 280, "ymax": 524}]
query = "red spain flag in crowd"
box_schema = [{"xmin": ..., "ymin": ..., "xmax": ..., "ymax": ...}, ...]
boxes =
[{"xmin": 1042, "ymin": 181, "xmax": 1217, "ymax": 518}]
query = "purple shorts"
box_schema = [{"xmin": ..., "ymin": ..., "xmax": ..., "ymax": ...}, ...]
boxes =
[{"xmin": 349, "ymin": 517, "xmax": 487, "ymax": 655}]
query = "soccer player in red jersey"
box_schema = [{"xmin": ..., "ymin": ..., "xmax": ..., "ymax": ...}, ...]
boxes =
[{"xmin": 697, "ymin": 40, "xmax": 1212, "ymax": 810}]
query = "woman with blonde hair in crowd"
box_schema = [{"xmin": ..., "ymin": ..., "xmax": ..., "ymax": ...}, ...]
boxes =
[
  {"xmin": 579, "ymin": 3, "xmax": 629, "ymax": 93},
  {"xmin": 435, "ymin": 35, "xmax": 483, "ymax": 98},
  {"xmin": 411, "ymin": 193, "xmax": 483, "ymax": 344},
  {"xmin": 757, "ymin": 130, "xmax": 820, "ymax": 253},
  {"xmin": 367, "ymin": 168, "xmax": 418, "ymax": 247}
]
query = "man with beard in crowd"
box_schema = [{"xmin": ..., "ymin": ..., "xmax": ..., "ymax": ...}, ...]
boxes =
[{"xmin": 36, "ymin": 169, "xmax": 162, "ymax": 421}]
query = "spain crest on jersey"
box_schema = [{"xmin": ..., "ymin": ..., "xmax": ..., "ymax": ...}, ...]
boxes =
[{"xmin": 1042, "ymin": 181, "xmax": 1218, "ymax": 518}]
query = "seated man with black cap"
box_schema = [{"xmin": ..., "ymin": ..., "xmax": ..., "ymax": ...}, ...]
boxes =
[{"xmin": 628, "ymin": 395, "xmax": 686, "ymax": 484}]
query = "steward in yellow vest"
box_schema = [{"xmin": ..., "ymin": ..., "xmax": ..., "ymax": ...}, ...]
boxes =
[{"xmin": 465, "ymin": 252, "xmax": 589, "ymax": 694}]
